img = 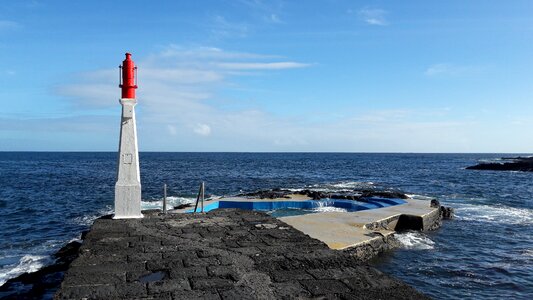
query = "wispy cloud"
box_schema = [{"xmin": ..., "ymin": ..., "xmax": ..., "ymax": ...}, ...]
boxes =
[
  {"xmin": 267, "ymin": 14, "xmax": 283, "ymax": 24},
  {"xmin": 425, "ymin": 63, "xmax": 486, "ymax": 77},
  {"xmin": 210, "ymin": 15, "xmax": 249, "ymax": 38},
  {"xmin": 238, "ymin": 0, "xmax": 285, "ymax": 24},
  {"xmin": 0, "ymin": 20, "xmax": 20, "ymax": 31},
  {"xmin": 192, "ymin": 123, "xmax": 212, "ymax": 136},
  {"xmin": 55, "ymin": 46, "xmax": 311, "ymax": 142},
  {"xmin": 216, "ymin": 62, "xmax": 310, "ymax": 70},
  {"xmin": 48, "ymin": 46, "xmax": 503, "ymax": 152},
  {"xmin": 357, "ymin": 8, "xmax": 388, "ymax": 26}
]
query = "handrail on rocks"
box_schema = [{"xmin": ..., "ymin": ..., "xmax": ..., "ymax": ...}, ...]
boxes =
[
  {"xmin": 163, "ymin": 183, "xmax": 167, "ymax": 214},
  {"xmin": 194, "ymin": 181, "xmax": 205, "ymax": 213}
]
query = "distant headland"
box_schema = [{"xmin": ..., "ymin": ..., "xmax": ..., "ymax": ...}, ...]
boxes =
[{"xmin": 466, "ymin": 156, "xmax": 533, "ymax": 172}]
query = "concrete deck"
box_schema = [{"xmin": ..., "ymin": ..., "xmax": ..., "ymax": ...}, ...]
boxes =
[
  {"xmin": 55, "ymin": 210, "xmax": 429, "ymax": 300},
  {"xmin": 279, "ymin": 198, "xmax": 439, "ymax": 250}
]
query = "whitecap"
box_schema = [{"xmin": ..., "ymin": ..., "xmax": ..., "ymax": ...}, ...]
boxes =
[
  {"xmin": 71, "ymin": 205, "xmax": 114, "ymax": 226},
  {"xmin": 0, "ymin": 255, "xmax": 53, "ymax": 286},
  {"xmin": 141, "ymin": 196, "xmax": 197, "ymax": 210},
  {"xmin": 395, "ymin": 231, "xmax": 435, "ymax": 250},
  {"xmin": 454, "ymin": 203, "xmax": 533, "ymax": 225},
  {"xmin": 307, "ymin": 181, "xmax": 376, "ymax": 192},
  {"xmin": 521, "ymin": 249, "xmax": 533, "ymax": 257}
]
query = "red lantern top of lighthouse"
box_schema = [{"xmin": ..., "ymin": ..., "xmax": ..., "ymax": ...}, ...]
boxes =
[{"xmin": 119, "ymin": 53, "xmax": 137, "ymax": 99}]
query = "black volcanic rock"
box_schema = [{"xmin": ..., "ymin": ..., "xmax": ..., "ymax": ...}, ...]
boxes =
[
  {"xmin": 440, "ymin": 206, "xmax": 454, "ymax": 220},
  {"xmin": 238, "ymin": 188, "xmax": 293, "ymax": 199},
  {"xmin": 0, "ymin": 240, "xmax": 82, "ymax": 300},
  {"xmin": 466, "ymin": 156, "xmax": 533, "ymax": 172},
  {"xmin": 242, "ymin": 188, "xmax": 409, "ymax": 200}
]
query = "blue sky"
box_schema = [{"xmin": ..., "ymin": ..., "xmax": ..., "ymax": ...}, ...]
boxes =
[{"xmin": 1, "ymin": 0, "xmax": 532, "ymax": 152}]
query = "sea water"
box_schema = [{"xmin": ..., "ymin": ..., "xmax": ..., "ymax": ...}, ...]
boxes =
[{"xmin": 0, "ymin": 152, "xmax": 531, "ymax": 299}]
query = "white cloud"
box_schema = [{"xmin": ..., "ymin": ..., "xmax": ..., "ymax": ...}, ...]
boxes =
[
  {"xmin": 216, "ymin": 62, "xmax": 310, "ymax": 70},
  {"xmin": 357, "ymin": 8, "xmax": 388, "ymax": 26},
  {"xmin": 54, "ymin": 46, "xmax": 314, "ymax": 149},
  {"xmin": 425, "ymin": 63, "xmax": 485, "ymax": 77},
  {"xmin": 48, "ymin": 46, "xmax": 523, "ymax": 152},
  {"xmin": 193, "ymin": 123, "xmax": 211, "ymax": 136}
]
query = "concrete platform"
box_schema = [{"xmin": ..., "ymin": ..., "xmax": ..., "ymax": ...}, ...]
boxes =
[
  {"xmin": 279, "ymin": 198, "xmax": 440, "ymax": 250},
  {"xmin": 55, "ymin": 210, "xmax": 429, "ymax": 300}
]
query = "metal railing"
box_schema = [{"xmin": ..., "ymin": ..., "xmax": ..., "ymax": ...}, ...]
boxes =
[
  {"xmin": 194, "ymin": 181, "xmax": 205, "ymax": 213},
  {"xmin": 161, "ymin": 181, "xmax": 205, "ymax": 214},
  {"xmin": 163, "ymin": 183, "xmax": 167, "ymax": 214}
]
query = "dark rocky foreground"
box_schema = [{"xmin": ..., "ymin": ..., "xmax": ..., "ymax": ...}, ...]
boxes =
[
  {"xmin": 466, "ymin": 156, "xmax": 533, "ymax": 172},
  {"xmin": 0, "ymin": 239, "xmax": 83, "ymax": 300},
  {"xmin": 53, "ymin": 209, "xmax": 429, "ymax": 300}
]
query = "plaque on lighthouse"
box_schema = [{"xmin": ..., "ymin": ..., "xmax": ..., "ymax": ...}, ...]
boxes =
[{"xmin": 114, "ymin": 53, "xmax": 143, "ymax": 219}]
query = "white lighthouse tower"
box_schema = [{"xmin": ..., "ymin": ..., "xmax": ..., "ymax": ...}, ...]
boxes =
[{"xmin": 114, "ymin": 53, "xmax": 143, "ymax": 219}]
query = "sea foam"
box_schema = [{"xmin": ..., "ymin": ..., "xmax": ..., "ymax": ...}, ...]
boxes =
[
  {"xmin": 312, "ymin": 206, "xmax": 348, "ymax": 213},
  {"xmin": 141, "ymin": 196, "xmax": 197, "ymax": 210},
  {"xmin": 308, "ymin": 181, "xmax": 375, "ymax": 192},
  {"xmin": 454, "ymin": 203, "xmax": 533, "ymax": 225},
  {"xmin": 395, "ymin": 231, "xmax": 435, "ymax": 250},
  {"xmin": 0, "ymin": 255, "xmax": 53, "ymax": 286}
]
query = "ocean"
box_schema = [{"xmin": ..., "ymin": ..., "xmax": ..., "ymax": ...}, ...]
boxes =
[{"xmin": 0, "ymin": 152, "xmax": 531, "ymax": 299}]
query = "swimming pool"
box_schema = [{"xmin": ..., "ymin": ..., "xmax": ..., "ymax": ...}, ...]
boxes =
[{"xmin": 185, "ymin": 197, "xmax": 406, "ymax": 214}]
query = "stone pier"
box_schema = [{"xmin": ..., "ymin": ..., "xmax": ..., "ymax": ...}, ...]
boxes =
[{"xmin": 55, "ymin": 209, "xmax": 429, "ymax": 300}]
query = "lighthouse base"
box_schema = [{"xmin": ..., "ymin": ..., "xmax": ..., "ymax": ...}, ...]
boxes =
[{"xmin": 114, "ymin": 184, "xmax": 143, "ymax": 219}]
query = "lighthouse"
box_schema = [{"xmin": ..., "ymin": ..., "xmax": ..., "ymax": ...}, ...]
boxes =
[{"xmin": 114, "ymin": 53, "xmax": 142, "ymax": 219}]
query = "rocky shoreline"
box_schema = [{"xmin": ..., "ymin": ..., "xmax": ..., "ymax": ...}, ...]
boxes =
[
  {"xmin": 466, "ymin": 156, "xmax": 533, "ymax": 172},
  {"xmin": 0, "ymin": 238, "xmax": 85, "ymax": 299},
  {"xmin": 1, "ymin": 188, "xmax": 453, "ymax": 299}
]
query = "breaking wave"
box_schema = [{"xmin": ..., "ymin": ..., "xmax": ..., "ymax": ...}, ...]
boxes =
[
  {"xmin": 141, "ymin": 196, "xmax": 197, "ymax": 210},
  {"xmin": 307, "ymin": 181, "xmax": 376, "ymax": 192},
  {"xmin": 71, "ymin": 205, "xmax": 114, "ymax": 226},
  {"xmin": 0, "ymin": 255, "xmax": 53, "ymax": 286},
  {"xmin": 454, "ymin": 203, "xmax": 533, "ymax": 225},
  {"xmin": 395, "ymin": 231, "xmax": 435, "ymax": 250}
]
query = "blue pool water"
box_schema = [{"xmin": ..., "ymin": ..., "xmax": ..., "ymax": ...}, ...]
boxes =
[
  {"xmin": 0, "ymin": 152, "xmax": 532, "ymax": 299},
  {"xmin": 185, "ymin": 198, "xmax": 407, "ymax": 213}
]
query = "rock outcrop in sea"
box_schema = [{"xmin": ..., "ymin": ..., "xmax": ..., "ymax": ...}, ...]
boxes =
[
  {"xmin": 466, "ymin": 156, "xmax": 533, "ymax": 172},
  {"xmin": 238, "ymin": 188, "xmax": 409, "ymax": 201}
]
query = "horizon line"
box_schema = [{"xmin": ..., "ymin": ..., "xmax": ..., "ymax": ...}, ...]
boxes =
[{"xmin": 0, "ymin": 151, "xmax": 531, "ymax": 155}]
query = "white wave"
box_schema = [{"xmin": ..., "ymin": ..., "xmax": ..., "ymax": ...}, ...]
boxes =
[
  {"xmin": 330, "ymin": 181, "xmax": 374, "ymax": 189},
  {"xmin": 521, "ymin": 249, "xmax": 533, "ymax": 257},
  {"xmin": 307, "ymin": 181, "xmax": 375, "ymax": 192},
  {"xmin": 71, "ymin": 205, "xmax": 114, "ymax": 226},
  {"xmin": 454, "ymin": 203, "xmax": 533, "ymax": 225},
  {"xmin": 395, "ymin": 231, "xmax": 435, "ymax": 250},
  {"xmin": 141, "ymin": 196, "xmax": 196, "ymax": 210},
  {"xmin": 406, "ymin": 194, "xmax": 435, "ymax": 201},
  {"xmin": 284, "ymin": 188, "xmax": 304, "ymax": 192},
  {"xmin": 0, "ymin": 255, "xmax": 53, "ymax": 286},
  {"xmin": 313, "ymin": 206, "xmax": 348, "ymax": 213}
]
